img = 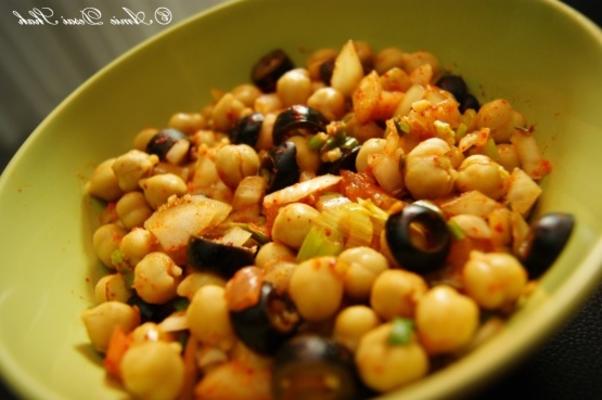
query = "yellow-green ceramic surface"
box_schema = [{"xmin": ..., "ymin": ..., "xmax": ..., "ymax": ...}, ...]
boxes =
[{"xmin": 0, "ymin": 0, "xmax": 600, "ymax": 399}]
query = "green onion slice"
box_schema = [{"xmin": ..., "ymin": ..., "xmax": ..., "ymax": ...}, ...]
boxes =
[
  {"xmin": 388, "ymin": 317, "xmax": 415, "ymax": 345},
  {"xmin": 297, "ymin": 226, "xmax": 343, "ymax": 262}
]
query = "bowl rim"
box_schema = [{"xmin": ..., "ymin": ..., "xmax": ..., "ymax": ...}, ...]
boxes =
[{"xmin": 0, "ymin": 0, "xmax": 601, "ymax": 399}]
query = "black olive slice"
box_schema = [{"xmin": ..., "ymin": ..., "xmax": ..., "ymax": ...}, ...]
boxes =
[
  {"xmin": 522, "ymin": 212, "xmax": 575, "ymax": 278},
  {"xmin": 319, "ymin": 58, "xmax": 335, "ymax": 85},
  {"xmin": 317, "ymin": 146, "xmax": 360, "ymax": 175},
  {"xmin": 385, "ymin": 202, "xmax": 451, "ymax": 273},
  {"xmin": 267, "ymin": 141, "xmax": 300, "ymax": 193},
  {"xmin": 230, "ymin": 112, "xmax": 264, "ymax": 147},
  {"xmin": 230, "ymin": 282, "xmax": 301, "ymax": 355},
  {"xmin": 273, "ymin": 105, "xmax": 329, "ymax": 145},
  {"xmin": 436, "ymin": 75, "xmax": 468, "ymax": 103},
  {"xmin": 460, "ymin": 94, "xmax": 481, "ymax": 113},
  {"xmin": 251, "ymin": 49, "xmax": 295, "ymax": 93},
  {"xmin": 146, "ymin": 128, "xmax": 187, "ymax": 160},
  {"xmin": 187, "ymin": 236, "xmax": 255, "ymax": 278},
  {"xmin": 127, "ymin": 294, "xmax": 188, "ymax": 323},
  {"xmin": 273, "ymin": 335, "xmax": 358, "ymax": 400}
]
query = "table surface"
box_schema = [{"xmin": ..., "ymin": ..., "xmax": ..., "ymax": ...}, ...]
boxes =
[{"xmin": 0, "ymin": 0, "xmax": 600, "ymax": 399}]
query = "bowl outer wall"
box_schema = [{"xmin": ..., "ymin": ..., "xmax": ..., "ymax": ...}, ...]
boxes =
[{"xmin": 0, "ymin": 0, "xmax": 601, "ymax": 399}]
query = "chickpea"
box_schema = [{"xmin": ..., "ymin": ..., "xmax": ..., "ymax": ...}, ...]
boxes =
[
  {"xmin": 81, "ymin": 301, "xmax": 140, "ymax": 352},
  {"xmin": 256, "ymin": 112, "xmax": 277, "ymax": 150},
  {"xmin": 370, "ymin": 270, "xmax": 427, "ymax": 320},
  {"xmin": 255, "ymin": 242, "xmax": 295, "ymax": 270},
  {"xmin": 133, "ymin": 128, "xmax": 159, "ymax": 151},
  {"xmin": 187, "ymin": 285, "xmax": 235, "ymax": 349},
  {"xmin": 112, "ymin": 150, "xmax": 158, "ymax": 192},
  {"xmin": 133, "ymin": 252, "xmax": 182, "ymax": 304},
  {"xmin": 306, "ymin": 48, "xmax": 337, "ymax": 80},
  {"xmin": 212, "ymin": 93, "xmax": 249, "ymax": 132},
  {"xmin": 271, "ymin": 203, "xmax": 320, "ymax": 249},
  {"xmin": 130, "ymin": 322, "xmax": 172, "ymax": 346},
  {"xmin": 214, "ymin": 144, "xmax": 260, "ymax": 189},
  {"xmin": 264, "ymin": 261, "xmax": 297, "ymax": 294},
  {"xmin": 380, "ymin": 67, "xmax": 411, "ymax": 92},
  {"xmin": 115, "ymin": 192, "xmax": 153, "ymax": 229},
  {"xmin": 455, "ymin": 155, "xmax": 510, "ymax": 200},
  {"xmin": 336, "ymin": 247, "xmax": 389, "ymax": 300},
  {"xmin": 288, "ymin": 136, "xmax": 321, "ymax": 173},
  {"xmin": 463, "ymin": 251, "xmax": 527, "ymax": 310},
  {"xmin": 120, "ymin": 228, "xmax": 154, "ymax": 267},
  {"xmin": 405, "ymin": 138, "xmax": 456, "ymax": 199},
  {"xmin": 355, "ymin": 323, "xmax": 428, "ymax": 392},
  {"xmin": 496, "ymin": 143, "xmax": 520, "ymax": 172},
  {"xmin": 230, "ymin": 83, "xmax": 262, "ymax": 107},
  {"xmin": 476, "ymin": 99, "xmax": 525, "ymax": 143},
  {"xmin": 289, "ymin": 257, "xmax": 343, "ymax": 321},
  {"xmin": 86, "ymin": 158, "xmax": 123, "ymax": 201},
  {"xmin": 416, "ymin": 286, "xmax": 479, "ymax": 354},
  {"xmin": 334, "ymin": 306, "xmax": 380, "ymax": 351},
  {"xmin": 140, "ymin": 173, "xmax": 187, "ymax": 209},
  {"xmin": 402, "ymin": 51, "xmax": 439, "ymax": 75},
  {"xmin": 176, "ymin": 272, "xmax": 226, "ymax": 300},
  {"xmin": 307, "ymin": 87, "xmax": 346, "ymax": 121},
  {"xmin": 355, "ymin": 138, "xmax": 386, "ymax": 172},
  {"xmin": 375, "ymin": 47, "xmax": 406, "ymax": 74},
  {"xmin": 254, "ymin": 94, "xmax": 283, "ymax": 115},
  {"xmin": 371, "ymin": 152, "xmax": 405, "ymax": 194},
  {"xmin": 121, "ymin": 341, "xmax": 184, "ymax": 400},
  {"xmin": 276, "ymin": 68, "xmax": 312, "ymax": 107},
  {"xmin": 168, "ymin": 112, "xmax": 204, "ymax": 134},
  {"xmin": 95, "ymin": 273, "xmax": 131, "ymax": 303},
  {"xmin": 93, "ymin": 223, "xmax": 126, "ymax": 268}
]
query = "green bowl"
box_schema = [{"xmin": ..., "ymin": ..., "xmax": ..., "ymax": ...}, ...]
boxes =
[{"xmin": 0, "ymin": 0, "xmax": 601, "ymax": 398}]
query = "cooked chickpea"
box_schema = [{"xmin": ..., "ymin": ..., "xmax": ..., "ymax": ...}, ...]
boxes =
[
  {"xmin": 140, "ymin": 173, "xmax": 187, "ymax": 209},
  {"xmin": 375, "ymin": 47, "xmax": 406, "ymax": 74},
  {"xmin": 306, "ymin": 48, "xmax": 337, "ymax": 80},
  {"xmin": 402, "ymin": 51, "xmax": 439, "ymax": 75},
  {"xmin": 95, "ymin": 273, "xmax": 131, "ymax": 303},
  {"xmin": 121, "ymin": 341, "xmax": 184, "ymax": 400},
  {"xmin": 476, "ymin": 99, "xmax": 525, "ymax": 143},
  {"xmin": 370, "ymin": 270, "xmax": 427, "ymax": 320},
  {"xmin": 130, "ymin": 322, "xmax": 172, "ymax": 346},
  {"xmin": 288, "ymin": 136, "xmax": 321, "ymax": 173},
  {"xmin": 254, "ymin": 94, "xmax": 283, "ymax": 115},
  {"xmin": 336, "ymin": 246, "xmax": 389, "ymax": 300},
  {"xmin": 86, "ymin": 158, "xmax": 123, "ymax": 201},
  {"xmin": 176, "ymin": 272, "xmax": 226, "ymax": 300},
  {"xmin": 496, "ymin": 143, "xmax": 520, "ymax": 171},
  {"xmin": 306, "ymin": 87, "xmax": 346, "ymax": 121},
  {"xmin": 81, "ymin": 301, "xmax": 140, "ymax": 352},
  {"xmin": 264, "ymin": 261, "xmax": 297, "ymax": 294},
  {"xmin": 255, "ymin": 242, "xmax": 295, "ymax": 270},
  {"xmin": 371, "ymin": 152, "xmax": 405, "ymax": 194},
  {"xmin": 355, "ymin": 138, "xmax": 386, "ymax": 172},
  {"xmin": 334, "ymin": 306, "xmax": 380, "ymax": 351},
  {"xmin": 463, "ymin": 251, "xmax": 527, "ymax": 310},
  {"xmin": 231, "ymin": 84, "xmax": 262, "ymax": 107},
  {"xmin": 276, "ymin": 68, "xmax": 312, "ymax": 107},
  {"xmin": 120, "ymin": 228, "xmax": 154, "ymax": 267},
  {"xmin": 116, "ymin": 191, "xmax": 153, "ymax": 228},
  {"xmin": 455, "ymin": 155, "xmax": 510, "ymax": 200},
  {"xmin": 93, "ymin": 223, "xmax": 126, "ymax": 268},
  {"xmin": 112, "ymin": 150, "xmax": 158, "ymax": 192},
  {"xmin": 187, "ymin": 285, "xmax": 235, "ymax": 349},
  {"xmin": 416, "ymin": 286, "xmax": 479, "ymax": 354},
  {"xmin": 356, "ymin": 323, "xmax": 429, "ymax": 392},
  {"xmin": 289, "ymin": 257, "xmax": 343, "ymax": 321},
  {"xmin": 405, "ymin": 138, "xmax": 456, "ymax": 199},
  {"xmin": 271, "ymin": 203, "xmax": 320, "ymax": 249},
  {"xmin": 380, "ymin": 67, "xmax": 411, "ymax": 92},
  {"xmin": 211, "ymin": 93, "xmax": 248, "ymax": 132},
  {"xmin": 133, "ymin": 128, "xmax": 159, "ymax": 151},
  {"xmin": 214, "ymin": 144, "xmax": 260, "ymax": 188},
  {"xmin": 168, "ymin": 112, "xmax": 204, "ymax": 134},
  {"xmin": 134, "ymin": 252, "xmax": 182, "ymax": 304}
]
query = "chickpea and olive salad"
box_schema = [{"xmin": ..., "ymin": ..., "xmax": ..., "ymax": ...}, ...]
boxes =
[{"xmin": 82, "ymin": 40, "xmax": 574, "ymax": 400}]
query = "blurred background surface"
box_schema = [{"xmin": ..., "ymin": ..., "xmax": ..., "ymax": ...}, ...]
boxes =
[{"xmin": 0, "ymin": 0, "xmax": 600, "ymax": 399}]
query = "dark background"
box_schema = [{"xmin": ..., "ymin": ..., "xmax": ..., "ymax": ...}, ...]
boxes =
[{"xmin": 0, "ymin": 1, "xmax": 600, "ymax": 399}]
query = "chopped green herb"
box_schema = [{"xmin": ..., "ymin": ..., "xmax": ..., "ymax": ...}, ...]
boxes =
[
  {"xmin": 455, "ymin": 123, "xmax": 468, "ymax": 139},
  {"xmin": 447, "ymin": 220, "xmax": 466, "ymax": 240},
  {"xmin": 484, "ymin": 137, "xmax": 500, "ymax": 162},
  {"xmin": 393, "ymin": 117, "xmax": 411, "ymax": 135},
  {"xmin": 341, "ymin": 136, "xmax": 360, "ymax": 150},
  {"xmin": 308, "ymin": 133, "xmax": 327, "ymax": 151},
  {"xmin": 388, "ymin": 318, "xmax": 414, "ymax": 345},
  {"xmin": 324, "ymin": 132, "xmax": 347, "ymax": 150},
  {"xmin": 297, "ymin": 226, "xmax": 343, "ymax": 262},
  {"xmin": 111, "ymin": 249, "xmax": 125, "ymax": 267}
]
